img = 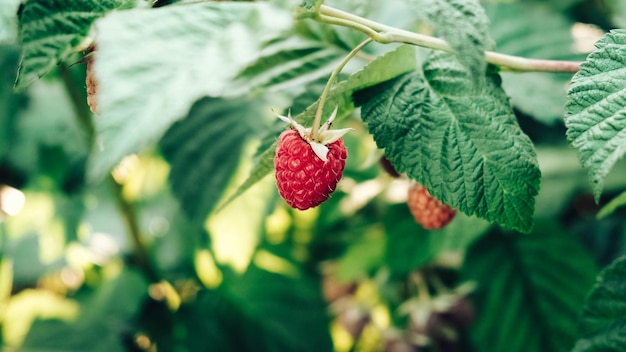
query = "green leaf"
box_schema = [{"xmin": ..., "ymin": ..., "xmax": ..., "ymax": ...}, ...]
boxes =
[
  {"xmin": 0, "ymin": 0, "xmax": 21, "ymax": 44},
  {"xmin": 178, "ymin": 263, "xmax": 331, "ymax": 352},
  {"xmin": 356, "ymin": 51, "xmax": 541, "ymax": 233},
  {"xmin": 0, "ymin": 44, "xmax": 23, "ymax": 157},
  {"xmin": 216, "ymin": 142, "xmax": 277, "ymax": 212},
  {"xmin": 15, "ymin": 0, "xmax": 130, "ymax": 89},
  {"xmin": 407, "ymin": 0, "xmax": 493, "ymax": 77},
  {"xmin": 88, "ymin": 2, "xmax": 292, "ymax": 180},
  {"xmin": 221, "ymin": 45, "xmax": 417, "ymax": 207},
  {"xmin": 385, "ymin": 204, "xmax": 432, "ymax": 274},
  {"xmin": 293, "ymin": 44, "xmax": 417, "ymax": 126},
  {"xmin": 462, "ymin": 225, "xmax": 598, "ymax": 352},
  {"xmin": 21, "ymin": 268, "xmax": 149, "ymax": 351},
  {"xmin": 160, "ymin": 97, "xmax": 263, "ymax": 225},
  {"xmin": 485, "ymin": 2, "xmax": 585, "ymax": 124},
  {"xmin": 229, "ymin": 264, "xmax": 333, "ymax": 352},
  {"xmin": 565, "ymin": 29, "xmax": 626, "ymax": 201},
  {"xmin": 230, "ymin": 36, "xmax": 345, "ymax": 95},
  {"xmin": 607, "ymin": 0, "xmax": 626, "ymax": 28},
  {"xmin": 573, "ymin": 255, "xmax": 626, "ymax": 352}
]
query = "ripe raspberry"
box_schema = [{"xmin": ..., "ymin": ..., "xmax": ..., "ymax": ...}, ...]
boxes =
[
  {"xmin": 273, "ymin": 107, "xmax": 351, "ymax": 210},
  {"xmin": 275, "ymin": 130, "xmax": 347, "ymax": 210},
  {"xmin": 407, "ymin": 183, "xmax": 456, "ymax": 229},
  {"xmin": 85, "ymin": 52, "xmax": 97, "ymax": 113}
]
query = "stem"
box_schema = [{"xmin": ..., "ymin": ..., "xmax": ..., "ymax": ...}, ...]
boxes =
[
  {"xmin": 311, "ymin": 37, "xmax": 373, "ymax": 136},
  {"xmin": 110, "ymin": 177, "xmax": 159, "ymax": 283},
  {"xmin": 318, "ymin": 4, "xmax": 582, "ymax": 73}
]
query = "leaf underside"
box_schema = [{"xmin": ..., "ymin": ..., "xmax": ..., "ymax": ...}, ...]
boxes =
[
  {"xmin": 88, "ymin": 2, "xmax": 292, "ymax": 181},
  {"xmin": 565, "ymin": 29, "xmax": 626, "ymax": 201},
  {"xmin": 355, "ymin": 51, "xmax": 540, "ymax": 232}
]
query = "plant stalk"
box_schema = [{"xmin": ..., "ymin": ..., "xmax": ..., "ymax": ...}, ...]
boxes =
[
  {"xmin": 317, "ymin": 4, "xmax": 582, "ymax": 73},
  {"xmin": 311, "ymin": 37, "xmax": 373, "ymax": 136}
]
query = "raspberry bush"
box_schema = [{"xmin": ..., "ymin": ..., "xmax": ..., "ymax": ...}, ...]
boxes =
[{"xmin": 1, "ymin": 0, "xmax": 626, "ymax": 351}]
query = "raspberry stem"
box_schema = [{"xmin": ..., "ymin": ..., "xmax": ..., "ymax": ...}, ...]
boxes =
[
  {"xmin": 314, "ymin": 4, "xmax": 582, "ymax": 73},
  {"xmin": 311, "ymin": 37, "xmax": 373, "ymax": 138}
]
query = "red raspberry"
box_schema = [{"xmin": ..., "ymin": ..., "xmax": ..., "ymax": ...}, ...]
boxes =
[
  {"xmin": 407, "ymin": 183, "xmax": 456, "ymax": 229},
  {"xmin": 275, "ymin": 129, "xmax": 347, "ymax": 210}
]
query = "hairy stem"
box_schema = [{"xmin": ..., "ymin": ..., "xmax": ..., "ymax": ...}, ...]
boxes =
[
  {"xmin": 317, "ymin": 4, "xmax": 581, "ymax": 73},
  {"xmin": 311, "ymin": 37, "xmax": 373, "ymax": 136}
]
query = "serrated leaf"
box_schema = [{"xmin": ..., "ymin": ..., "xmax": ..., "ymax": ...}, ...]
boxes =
[
  {"xmin": 485, "ymin": 2, "xmax": 585, "ymax": 124},
  {"xmin": 565, "ymin": 29, "xmax": 626, "ymax": 201},
  {"xmin": 88, "ymin": 2, "xmax": 292, "ymax": 180},
  {"xmin": 160, "ymin": 97, "xmax": 262, "ymax": 225},
  {"xmin": 356, "ymin": 51, "xmax": 540, "ymax": 232},
  {"xmin": 221, "ymin": 45, "xmax": 416, "ymax": 207},
  {"xmin": 407, "ymin": 0, "xmax": 493, "ymax": 77},
  {"xmin": 573, "ymin": 255, "xmax": 626, "ymax": 352},
  {"xmin": 229, "ymin": 36, "xmax": 345, "ymax": 95},
  {"xmin": 16, "ymin": 0, "xmax": 130, "ymax": 89},
  {"xmin": 462, "ymin": 225, "xmax": 598, "ymax": 352}
]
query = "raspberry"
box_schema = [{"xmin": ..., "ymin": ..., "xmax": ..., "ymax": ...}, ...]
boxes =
[
  {"xmin": 85, "ymin": 52, "xmax": 97, "ymax": 113},
  {"xmin": 275, "ymin": 130, "xmax": 347, "ymax": 210},
  {"xmin": 407, "ymin": 183, "xmax": 456, "ymax": 229},
  {"xmin": 272, "ymin": 107, "xmax": 350, "ymax": 210}
]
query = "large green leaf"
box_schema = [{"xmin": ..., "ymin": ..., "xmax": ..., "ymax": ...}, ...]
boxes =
[
  {"xmin": 229, "ymin": 264, "xmax": 333, "ymax": 352},
  {"xmin": 573, "ymin": 255, "xmax": 626, "ymax": 351},
  {"xmin": 16, "ymin": 0, "xmax": 131, "ymax": 89},
  {"xmin": 565, "ymin": 30, "xmax": 626, "ymax": 201},
  {"xmin": 407, "ymin": 0, "xmax": 493, "ymax": 77},
  {"xmin": 221, "ymin": 45, "xmax": 417, "ymax": 208},
  {"xmin": 462, "ymin": 226, "xmax": 598, "ymax": 352},
  {"xmin": 355, "ymin": 51, "xmax": 541, "ymax": 233},
  {"xmin": 88, "ymin": 2, "xmax": 292, "ymax": 180},
  {"xmin": 485, "ymin": 2, "xmax": 584, "ymax": 124},
  {"xmin": 177, "ymin": 263, "xmax": 331, "ymax": 352},
  {"xmin": 160, "ymin": 97, "xmax": 263, "ymax": 225}
]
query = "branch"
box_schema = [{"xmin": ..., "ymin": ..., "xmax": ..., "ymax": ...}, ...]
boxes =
[{"xmin": 317, "ymin": 5, "xmax": 581, "ymax": 73}]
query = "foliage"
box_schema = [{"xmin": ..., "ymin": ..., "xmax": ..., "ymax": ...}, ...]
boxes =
[{"xmin": 1, "ymin": 0, "xmax": 625, "ymax": 351}]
